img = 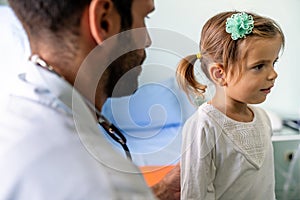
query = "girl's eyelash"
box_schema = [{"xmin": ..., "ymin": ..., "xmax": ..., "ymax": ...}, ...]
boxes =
[
  {"xmin": 146, "ymin": 15, "xmax": 151, "ymax": 19},
  {"xmin": 253, "ymin": 64, "xmax": 264, "ymax": 70}
]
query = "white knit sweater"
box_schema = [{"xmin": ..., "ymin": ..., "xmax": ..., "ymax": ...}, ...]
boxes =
[{"xmin": 181, "ymin": 103, "xmax": 275, "ymax": 200}]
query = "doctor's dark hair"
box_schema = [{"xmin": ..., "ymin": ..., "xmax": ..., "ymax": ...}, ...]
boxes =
[
  {"xmin": 8, "ymin": 0, "xmax": 133, "ymax": 38},
  {"xmin": 176, "ymin": 11, "xmax": 285, "ymax": 99}
]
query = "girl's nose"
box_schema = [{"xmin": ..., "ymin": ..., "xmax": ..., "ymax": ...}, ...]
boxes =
[{"xmin": 268, "ymin": 67, "xmax": 278, "ymax": 81}]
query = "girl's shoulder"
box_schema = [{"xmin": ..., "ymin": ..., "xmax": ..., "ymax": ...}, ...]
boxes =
[
  {"xmin": 183, "ymin": 102, "xmax": 224, "ymax": 137},
  {"xmin": 193, "ymin": 102, "xmax": 230, "ymax": 126},
  {"xmin": 185, "ymin": 103, "xmax": 219, "ymax": 126}
]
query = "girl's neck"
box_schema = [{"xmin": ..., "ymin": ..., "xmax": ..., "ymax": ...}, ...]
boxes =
[{"xmin": 208, "ymin": 97, "xmax": 254, "ymax": 123}]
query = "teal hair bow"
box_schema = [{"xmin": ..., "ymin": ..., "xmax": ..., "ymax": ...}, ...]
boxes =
[{"xmin": 226, "ymin": 12, "xmax": 254, "ymax": 40}]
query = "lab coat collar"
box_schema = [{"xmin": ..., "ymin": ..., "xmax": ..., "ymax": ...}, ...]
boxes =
[{"xmin": 25, "ymin": 60, "xmax": 79, "ymax": 111}]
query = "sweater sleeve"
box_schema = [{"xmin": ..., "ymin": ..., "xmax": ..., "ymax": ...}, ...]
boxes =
[{"xmin": 180, "ymin": 112, "xmax": 217, "ymax": 200}]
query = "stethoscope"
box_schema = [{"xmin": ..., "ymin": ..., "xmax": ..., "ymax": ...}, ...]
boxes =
[{"xmin": 30, "ymin": 54, "xmax": 132, "ymax": 160}]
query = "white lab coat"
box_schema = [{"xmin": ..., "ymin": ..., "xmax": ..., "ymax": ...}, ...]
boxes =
[{"xmin": 0, "ymin": 61, "xmax": 156, "ymax": 200}]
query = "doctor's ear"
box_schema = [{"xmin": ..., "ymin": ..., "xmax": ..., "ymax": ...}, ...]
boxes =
[
  {"xmin": 209, "ymin": 64, "xmax": 227, "ymax": 86},
  {"xmin": 89, "ymin": 0, "xmax": 121, "ymax": 44}
]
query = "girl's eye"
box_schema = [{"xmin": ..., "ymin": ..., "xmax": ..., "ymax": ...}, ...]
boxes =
[{"xmin": 253, "ymin": 64, "xmax": 264, "ymax": 71}]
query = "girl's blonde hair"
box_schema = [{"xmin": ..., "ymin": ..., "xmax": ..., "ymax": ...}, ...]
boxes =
[{"xmin": 176, "ymin": 11, "xmax": 285, "ymax": 100}]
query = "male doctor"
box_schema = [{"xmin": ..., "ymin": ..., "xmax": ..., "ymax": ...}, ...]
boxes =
[{"xmin": 0, "ymin": 0, "xmax": 180, "ymax": 199}]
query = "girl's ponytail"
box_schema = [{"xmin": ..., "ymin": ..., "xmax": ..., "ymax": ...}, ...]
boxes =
[{"xmin": 176, "ymin": 54, "xmax": 207, "ymax": 103}]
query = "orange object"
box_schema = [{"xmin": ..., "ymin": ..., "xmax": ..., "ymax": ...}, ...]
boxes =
[{"xmin": 139, "ymin": 165, "xmax": 176, "ymax": 186}]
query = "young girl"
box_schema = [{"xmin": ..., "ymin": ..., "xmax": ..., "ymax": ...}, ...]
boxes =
[{"xmin": 177, "ymin": 11, "xmax": 285, "ymax": 199}]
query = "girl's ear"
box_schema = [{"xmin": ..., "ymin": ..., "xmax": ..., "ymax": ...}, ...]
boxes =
[
  {"xmin": 209, "ymin": 63, "xmax": 227, "ymax": 86},
  {"xmin": 88, "ymin": 0, "xmax": 120, "ymax": 44}
]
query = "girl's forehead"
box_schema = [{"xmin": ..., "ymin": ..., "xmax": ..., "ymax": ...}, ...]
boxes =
[{"xmin": 238, "ymin": 36, "xmax": 282, "ymax": 59}]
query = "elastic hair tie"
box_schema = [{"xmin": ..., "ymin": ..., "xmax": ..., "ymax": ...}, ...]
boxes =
[{"xmin": 196, "ymin": 53, "xmax": 202, "ymax": 59}]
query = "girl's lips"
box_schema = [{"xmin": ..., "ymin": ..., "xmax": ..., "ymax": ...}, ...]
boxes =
[{"xmin": 260, "ymin": 86, "xmax": 273, "ymax": 94}]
